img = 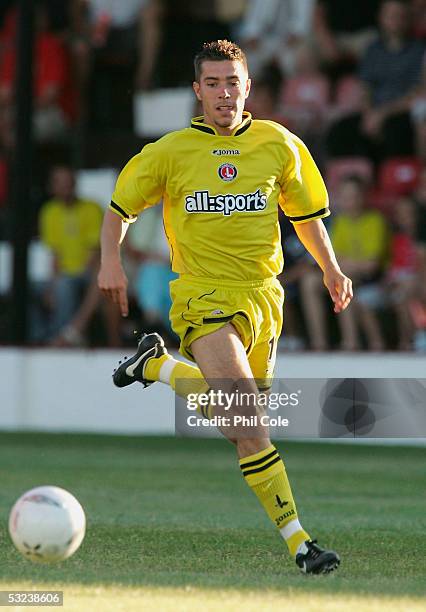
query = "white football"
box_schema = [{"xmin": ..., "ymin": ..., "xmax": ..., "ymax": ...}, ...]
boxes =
[{"xmin": 8, "ymin": 485, "xmax": 86, "ymax": 563}]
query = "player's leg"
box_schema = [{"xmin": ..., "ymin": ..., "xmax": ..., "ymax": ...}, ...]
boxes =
[
  {"xmin": 112, "ymin": 276, "xmax": 340, "ymax": 573},
  {"xmin": 243, "ymin": 334, "xmax": 314, "ymax": 560},
  {"xmin": 191, "ymin": 325, "xmax": 339, "ymax": 573},
  {"xmin": 247, "ymin": 280, "xmax": 340, "ymax": 573},
  {"xmin": 112, "ymin": 331, "xmax": 212, "ymax": 419}
]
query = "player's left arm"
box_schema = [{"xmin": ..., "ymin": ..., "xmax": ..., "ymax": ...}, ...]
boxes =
[{"xmin": 293, "ymin": 219, "xmax": 353, "ymax": 313}]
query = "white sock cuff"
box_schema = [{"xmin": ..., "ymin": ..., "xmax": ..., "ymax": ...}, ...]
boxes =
[
  {"xmin": 158, "ymin": 357, "xmax": 177, "ymax": 384},
  {"xmin": 279, "ymin": 518, "xmax": 304, "ymax": 541}
]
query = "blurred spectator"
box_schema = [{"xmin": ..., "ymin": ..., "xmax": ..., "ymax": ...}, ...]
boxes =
[
  {"xmin": 313, "ymin": 0, "xmax": 380, "ymax": 79},
  {"xmin": 277, "ymin": 214, "xmax": 310, "ymax": 351},
  {"xmin": 37, "ymin": 165, "xmax": 120, "ymax": 346},
  {"xmin": 386, "ymin": 197, "xmax": 420, "ymax": 349},
  {"xmin": 413, "ymin": 166, "xmax": 426, "ymax": 315},
  {"xmin": 410, "ymin": 0, "xmax": 426, "ymax": 40},
  {"xmin": 246, "ymin": 79, "xmax": 287, "ymax": 124},
  {"xmin": 298, "ymin": 267, "xmax": 329, "ymax": 351},
  {"xmin": 125, "ymin": 204, "xmax": 177, "ymax": 344},
  {"xmin": 238, "ymin": 0, "xmax": 315, "ymax": 78},
  {"xmin": 280, "ymin": 41, "xmax": 330, "ymax": 142},
  {"xmin": 328, "ymin": 75, "xmax": 365, "ymax": 125},
  {"xmin": 411, "ymin": 61, "xmax": 426, "ymax": 161},
  {"xmin": 139, "ymin": 0, "xmax": 246, "ymax": 89},
  {"xmin": 413, "ymin": 165, "xmax": 426, "ymax": 243},
  {"xmin": 0, "ymin": 4, "xmax": 76, "ymax": 148},
  {"xmin": 408, "ymin": 167, "xmax": 426, "ymax": 351},
  {"xmin": 331, "ymin": 176, "xmax": 389, "ymax": 350},
  {"xmin": 327, "ymin": 0, "xmax": 425, "ymax": 162},
  {"xmin": 409, "ymin": 286, "xmax": 426, "ymax": 351},
  {"xmin": 70, "ymin": 0, "xmax": 150, "ymax": 129}
]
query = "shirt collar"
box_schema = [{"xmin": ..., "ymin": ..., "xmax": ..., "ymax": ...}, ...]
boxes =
[{"xmin": 190, "ymin": 111, "xmax": 252, "ymax": 136}]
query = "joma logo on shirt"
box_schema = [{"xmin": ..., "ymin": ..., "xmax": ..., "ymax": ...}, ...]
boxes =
[
  {"xmin": 212, "ymin": 149, "xmax": 240, "ymax": 155},
  {"xmin": 185, "ymin": 190, "xmax": 267, "ymax": 216}
]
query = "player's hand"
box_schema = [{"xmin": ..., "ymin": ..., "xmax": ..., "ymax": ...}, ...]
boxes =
[
  {"xmin": 98, "ymin": 261, "xmax": 129, "ymax": 317},
  {"xmin": 323, "ymin": 267, "xmax": 353, "ymax": 313}
]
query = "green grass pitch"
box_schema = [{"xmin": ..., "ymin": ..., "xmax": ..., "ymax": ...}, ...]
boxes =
[{"xmin": 0, "ymin": 432, "xmax": 425, "ymax": 611}]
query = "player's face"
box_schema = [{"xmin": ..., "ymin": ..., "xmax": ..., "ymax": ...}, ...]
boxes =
[{"xmin": 193, "ymin": 60, "xmax": 251, "ymax": 135}]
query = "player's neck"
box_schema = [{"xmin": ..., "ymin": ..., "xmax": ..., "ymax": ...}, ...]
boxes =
[{"xmin": 202, "ymin": 113, "xmax": 245, "ymax": 136}]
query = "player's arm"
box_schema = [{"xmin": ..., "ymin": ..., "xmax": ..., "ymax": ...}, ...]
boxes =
[
  {"xmin": 98, "ymin": 210, "xmax": 130, "ymax": 317},
  {"xmin": 98, "ymin": 143, "xmax": 166, "ymax": 315},
  {"xmin": 293, "ymin": 219, "xmax": 353, "ymax": 313}
]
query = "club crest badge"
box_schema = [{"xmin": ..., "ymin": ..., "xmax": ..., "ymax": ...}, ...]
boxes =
[{"xmin": 218, "ymin": 163, "xmax": 237, "ymax": 182}]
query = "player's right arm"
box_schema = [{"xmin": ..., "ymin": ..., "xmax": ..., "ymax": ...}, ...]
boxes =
[
  {"xmin": 97, "ymin": 140, "xmax": 168, "ymax": 316},
  {"xmin": 98, "ymin": 210, "xmax": 130, "ymax": 317}
]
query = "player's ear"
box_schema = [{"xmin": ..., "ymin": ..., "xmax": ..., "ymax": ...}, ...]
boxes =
[
  {"xmin": 193, "ymin": 81, "xmax": 202, "ymax": 101},
  {"xmin": 245, "ymin": 78, "xmax": 251, "ymax": 99}
]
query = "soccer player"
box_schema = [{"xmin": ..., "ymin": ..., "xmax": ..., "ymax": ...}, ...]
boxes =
[{"xmin": 98, "ymin": 40, "xmax": 352, "ymax": 574}]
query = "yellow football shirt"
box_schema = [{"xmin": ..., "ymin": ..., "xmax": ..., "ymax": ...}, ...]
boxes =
[
  {"xmin": 111, "ymin": 112, "xmax": 329, "ymax": 281},
  {"xmin": 40, "ymin": 198, "xmax": 103, "ymax": 275},
  {"xmin": 331, "ymin": 210, "xmax": 389, "ymax": 264}
]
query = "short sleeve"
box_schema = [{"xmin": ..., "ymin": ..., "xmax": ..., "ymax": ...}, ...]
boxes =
[
  {"xmin": 278, "ymin": 133, "xmax": 329, "ymax": 224},
  {"xmin": 110, "ymin": 141, "xmax": 166, "ymax": 223}
]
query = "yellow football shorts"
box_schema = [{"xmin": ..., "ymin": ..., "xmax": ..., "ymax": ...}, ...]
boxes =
[{"xmin": 169, "ymin": 274, "xmax": 284, "ymax": 390}]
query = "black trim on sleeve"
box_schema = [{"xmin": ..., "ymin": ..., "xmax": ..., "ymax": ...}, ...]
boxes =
[
  {"xmin": 202, "ymin": 315, "xmax": 234, "ymax": 324},
  {"xmin": 110, "ymin": 200, "xmax": 132, "ymax": 219},
  {"xmin": 287, "ymin": 207, "xmax": 329, "ymax": 222}
]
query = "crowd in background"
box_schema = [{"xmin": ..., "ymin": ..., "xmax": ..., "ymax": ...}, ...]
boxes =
[{"xmin": 0, "ymin": 0, "xmax": 425, "ymax": 351}]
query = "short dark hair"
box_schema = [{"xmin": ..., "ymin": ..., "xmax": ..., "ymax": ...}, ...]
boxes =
[{"xmin": 194, "ymin": 40, "xmax": 248, "ymax": 81}]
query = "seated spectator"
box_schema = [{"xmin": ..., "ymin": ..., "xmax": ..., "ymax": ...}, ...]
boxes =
[
  {"xmin": 413, "ymin": 165, "xmax": 426, "ymax": 244},
  {"xmin": 280, "ymin": 41, "xmax": 331, "ymax": 138},
  {"xmin": 408, "ymin": 165, "xmax": 426, "ymax": 351},
  {"xmin": 38, "ymin": 165, "xmax": 120, "ymax": 346},
  {"xmin": 386, "ymin": 197, "xmax": 420, "ymax": 349},
  {"xmin": 277, "ymin": 214, "xmax": 311, "ymax": 351},
  {"xmin": 297, "ymin": 266, "xmax": 329, "ymax": 350},
  {"xmin": 410, "ymin": 0, "xmax": 426, "ymax": 40},
  {"xmin": 313, "ymin": 0, "xmax": 380, "ymax": 79},
  {"xmin": 246, "ymin": 80, "xmax": 288, "ymax": 125},
  {"xmin": 411, "ymin": 66, "xmax": 426, "ymax": 161},
  {"xmin": 136, "ymin": 0, "xmax": 244, "ymax": 89},
  {"xmin": 278, "ymin": 214, "xmax": 336, "ymax": 351},
  {"xmin": 238, "ymin": 0, "xmax": 315, "ymax": 78},
  {"xmin": 125, "ymin": 204, "xmax": 178, "ymax": 344},
  {"xmin": 331, "ymin": 175, "xmax": 389, "ymax": 350},
  {"xmin": 409, "ymin": 286, "xmax": 426, "ymax": 351},
  {"xmin": 412, "ymin": 165, "xmax": 426, "ymax": 309},
  {"xmin": 70, "ymin": 0, "xmax": 151, "ymax": 129},
  {"xmin": 326, "ymin": 0, "xmax": 425, "ymax": 163},
  {"xmin": 0, "ymin": 4, "xmax": 76, "ymax": 147}
]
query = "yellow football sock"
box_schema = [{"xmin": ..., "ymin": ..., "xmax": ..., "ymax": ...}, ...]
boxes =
[
  {"xmin": 144, "ymin": 354, "xmax": 213, "ymax": 417},
  {"xmin": 239, "ymin": 444, "xmax": 310, "ymax": 557}
]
